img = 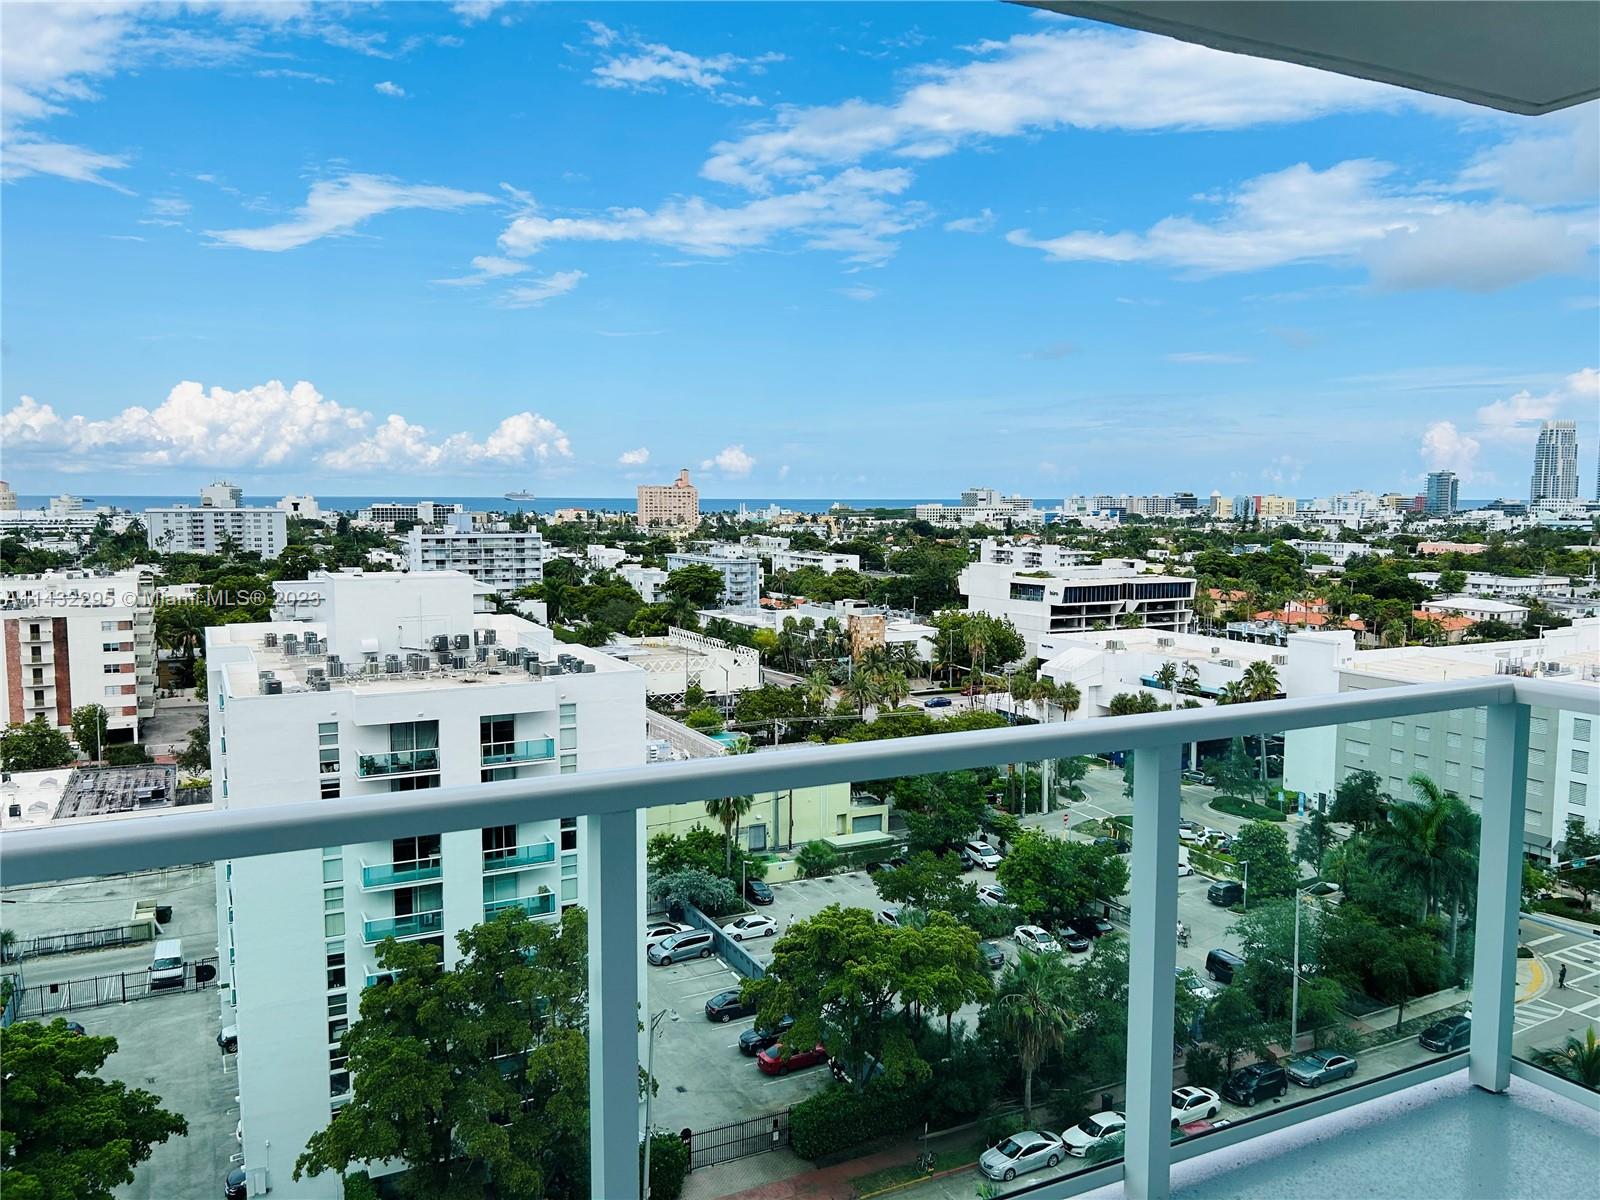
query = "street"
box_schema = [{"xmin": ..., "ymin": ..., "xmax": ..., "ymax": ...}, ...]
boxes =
[{"xmin": 1513, "ymin": 915, "xmax": 1600, "ymax": 1063}]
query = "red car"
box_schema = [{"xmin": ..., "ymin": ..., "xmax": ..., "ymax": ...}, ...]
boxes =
[{"xmin": 756, "ymin": 1041, "xmax": 828, "ymax": 1076}]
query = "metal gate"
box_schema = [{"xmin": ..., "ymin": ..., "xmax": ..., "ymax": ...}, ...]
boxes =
[
  {"xmin": 686, "ymin": 1109, "xmax": 790, "ymax": 1170},
  {"xmin": 10, "ymin": 957, "xmax": 219, "ymax": 1019}
]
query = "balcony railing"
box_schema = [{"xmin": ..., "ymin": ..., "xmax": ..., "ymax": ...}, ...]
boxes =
[
  {"xmin": 480, "ymin": 737, "xmax": 556, "ymax": 767},
  {"xmin": 1, "ymin": 674, "xmax": 1592, "ymax": 1200},
  {"xmin": 360, "ymin": 857, "xmax": 443, "ymax": 890},
  {"xmin": 356, "ymin": 748, "xmax": 441, "ymax": 777},
  {"xmin": 483, "ymin": 891, "xmax": 556, "ymax": 919},
  {"xmin": 361, "ymin": 910, "xmax": 444, "ymax": 944},
  {"xmin": 482, "ymin": 840, "xmax": 557, "ymax": 873}
]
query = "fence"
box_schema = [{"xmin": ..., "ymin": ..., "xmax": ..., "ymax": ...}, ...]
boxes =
[
  {"xmin": 1, "ymin": 970, "xmax": 22, "ymax": 1027},
  {"xmin": 682, "ymin": 902, "xmax": 767, "ymax": 980},
  {"xmin": 685, "ymin": 1109, "xmax": 791, "ymax": 1170},
  {"xmin": 10, "ymin": 956, "xmax": 219, "ymax": 1019},
  {"xmin": 1, "ymin": 921, "xmax": 157, "ymax": 963}
]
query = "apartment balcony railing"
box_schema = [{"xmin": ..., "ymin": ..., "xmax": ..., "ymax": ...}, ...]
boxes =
[
  {"xmin": 480, "ymin": 737, "xmax": 556, "ymax": 767},
  {"xmin": 356, "ymin": 748, "xmax": 441, "ymax": 778},
  {"xmin": 483, "ymin": 890, "xmax": 556, "ymax": 920},
  {"xmin": 482, "ymin": 839, "xmax": 557, "ymax": 873},
  {"xmin": 361, "ymin": 909, "xmax": 445, "ymax": 944},
  {"xmin": 359, "ymin": 856, "xmax": 443, "ymax": 890},
  {"xmin": 2, "ymin": 675, "xmax": 1593, "ymax": 1200}
]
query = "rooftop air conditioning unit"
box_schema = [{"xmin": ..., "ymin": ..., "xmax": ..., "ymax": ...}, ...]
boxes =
[
  {"xmin": 310, "ymin": 677, "xmax": 330, "ymax": 692},
  {"xmin": 431, "ymin": 635, "xmax": 449, "ymax": 652},
  {"xmin": 1272, "ymin": 655, "xmax": 1288, "ymax": 666},
  {"xmin": 1220, "ymin": 658, "xmax": 1240, "ymax": 668},
  {"xmin": 406, "ymin": 653, "xmax": 429, "ymax": 672},
  {"xmin": 451, "ymin": 655, "xmax": 468, "ymax": 670},
  {"xmin": 481, "ymin": 629, "xmax": 496, "ymax": 645},
  {"xmin": 580, "ymin": 662, "xmax": 596, "ymax": 673},
  {"xmin": 385, "ymin": 655, "xmax": 401, "ymax": 674},
  {"xmin": 263, "ymin": 632, "xmax": 279, "ymax": 647},
  {"xmin": 475, "ymin": 646, "xmax": 489, "ymax": 662},
  {"xmin": 453, "ymin": 634, "xmax": 470, "ymax": 650},
  {"xmin": 524, "ymin": 658, "xmax": 541, "ymax": 675},
  {"xmin": 326, "ymin": 658, "xmax": 345, "ymax": 678},
  {"xmin": 1157, "ymin": 637, "xmax": 1174, "ymax": 647},
  {"xmin": 261, "ymin": 678, "xmax": 283, "ymax": 696}
]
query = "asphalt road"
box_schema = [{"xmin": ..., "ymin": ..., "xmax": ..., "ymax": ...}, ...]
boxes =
[{"xmin": 1514, "ymin": 915, "xmax": 1600, "ymax": 1061}]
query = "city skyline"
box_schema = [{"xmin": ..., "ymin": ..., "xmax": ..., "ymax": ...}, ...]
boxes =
[{"xmin": 1, "ymin": 3, "xmax": 1596, "ymax": 497}]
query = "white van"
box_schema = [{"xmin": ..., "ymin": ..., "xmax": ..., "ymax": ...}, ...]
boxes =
[
  {"xmin": 963, "ymin": 840, "xmax": 1003, "ymax": 870},
  {"xmin": 149, "ymin": 938, "xmax": 185, "ymax": 989}
]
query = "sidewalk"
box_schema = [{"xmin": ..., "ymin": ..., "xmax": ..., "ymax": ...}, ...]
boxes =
[{"xmin": 680, "ymin": 1125, "xmax": 981, "ymax": 1200}]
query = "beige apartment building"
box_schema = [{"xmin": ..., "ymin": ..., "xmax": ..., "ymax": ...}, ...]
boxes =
[{"xmin": 636, "ymin": 469, "xmax": 699, "ymax": 527}]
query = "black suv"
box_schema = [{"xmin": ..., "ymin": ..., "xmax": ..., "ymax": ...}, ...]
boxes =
[
  {"xmin": 1067, "ymin": 914, "xmax": 1115, "ymax": 939},
  {"xmin": 745, "ymin": 878, "xmax": 774, "ymax": 906},
  {"xmin": 1207, "ymin": 880, "xmax": 1244, "ymax": 906},
  {"xmin": 705, "ymin": 990, "xmax": 757, "ymax": 1023},
  {"xmin": 738, "ymin": 1015, "xmax": 796, "ymax": 1055},
  {"xmin": 1419, "ymin": 1013, "xmax": 1472, "ymax": 1052},
  {"xmin": 1222, "ymin": 1062, "xmax": 1289, "ymax": 1107},
  {"xmin": 978, "ymin": 941, "xmax": 1005, "ymax": 970}
]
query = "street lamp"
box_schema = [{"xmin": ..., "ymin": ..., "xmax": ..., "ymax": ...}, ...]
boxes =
[
  {"xmin": 1289, "ymin": 881, "xmax": 1319, "ymax": 1056},
  {"xmin": 642, "ymin": 1008, "xmax": 668, "ymax": 1197},
  {"xmin": 1239, "ymin": 859, "xmax": 1250, "ymax": 911}
]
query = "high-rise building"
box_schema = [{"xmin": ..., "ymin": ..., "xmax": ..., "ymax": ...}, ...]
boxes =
[
  {"xmin": 206, "ymin": 570, "xmax": 646, "ymax": 1196},
  {"xmin": 201, "ymin": 480, "xmax": 244, "ymax": 509},
  {"xmin": 1530, "ymin": 420, "xmax": 1579, "ymax": 502},
  {"xmin": 0, "ymin": 480, "xmax": 17, "ymax": 511},
  {"xmin": 407, "ymin": 524, "xmax": 545, "ymax": 594},
  {"xmin": 146, "ymin": 486, "xmax": 288, "ymax": 558},
  {"xmin": 1424, "ymin": 470, "xmax": 1459, "ymax": 515},
  {"xmin": 665, "ymin": 545, "xmax": 762, "ymax": 607},
  {"xmin": 636, "ymin": 468, "xmax": 699, "ymax": 527}
]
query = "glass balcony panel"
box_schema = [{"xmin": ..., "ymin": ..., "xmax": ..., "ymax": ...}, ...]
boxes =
[
  {"xmin": 482, "ymin": 840, "xmax": 557, "ymax": 873},
  {"xmin": 359, "ymin": 857, "xmax": 443, "ymax": 890},
  {"xmin": 362, "ymin": 910, "xmax": 445, "ymax": 943},
  {"xmin": 483, "ymin": 891, "xmax": 556, "ymax": 920},
  {"xmin": 356, "ymin": 748, "xmax": 441, "ymax": 777},
  {"xmin": 479, "ymin": 737, "xmax": 556, "ymax": 767}
]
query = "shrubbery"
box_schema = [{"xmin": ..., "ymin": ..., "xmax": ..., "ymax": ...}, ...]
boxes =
[
  {"xmin": 1211, "ymin": 796, "xmax": 1286, "ymax": 822},
  {"xmin": 795, "ymin": 840, "xmax": 840, "ymax": 878},
  {"xmin": 642, "ymin": 1131, "xmax": 689, "ymax": 1200}
]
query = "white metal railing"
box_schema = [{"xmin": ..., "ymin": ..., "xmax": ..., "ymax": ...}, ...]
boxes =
[{"xmin": 1, "ymin": 676, "xmax": 1595, "ymax": 1200}]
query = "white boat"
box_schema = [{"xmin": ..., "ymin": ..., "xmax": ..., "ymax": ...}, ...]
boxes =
[{"xmin": 504, "ymin": 490, "xmax": 536, "ymax": 501}]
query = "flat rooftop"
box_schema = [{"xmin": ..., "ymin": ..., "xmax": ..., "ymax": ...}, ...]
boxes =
[{"xmin": 1, "ymin": 764, "xmax": 209, "ymax": 831}]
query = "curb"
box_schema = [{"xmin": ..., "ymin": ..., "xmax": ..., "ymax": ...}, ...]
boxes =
[{"xmin": 1519, "ymin": 955, "xmax": 1548, "ymax": 1004}]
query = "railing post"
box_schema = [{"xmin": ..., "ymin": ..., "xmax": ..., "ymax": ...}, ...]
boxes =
[
  {"xmin": 1124, "ymin": 743, "xmax": 1181, "ymax": 1200},
  {"xmin": 1471, "ymin": 701, "xmax": 1529, "ymax": 1093},
  {"xmin": 587, "ymin": 808, "xmax": 641, "ymax": 1198}
]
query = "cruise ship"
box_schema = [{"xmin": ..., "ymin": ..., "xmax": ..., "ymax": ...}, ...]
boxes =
[{"xmin": 503, "ymin": 489, "xmax": 536, "ymax": 501}]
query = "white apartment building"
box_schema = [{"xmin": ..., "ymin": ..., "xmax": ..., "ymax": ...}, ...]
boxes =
[
  {"xmin": 278, "ymin": 494, "xmax": 320, "ymax": 520},
  {"xmin": 1061, "ymin": 493, "xmax": 1202, "ymax": 519},
  {"xmin": 666, "ymin": 546, "xmax": 762, "ymax": 608},
  {"xmin": 1286, "ymin": 540, "xmax": 1391, "ymax": 565},
  {"xmin": 48, "ymin": 494, "xmax": 86, "ymax": 517},
  {"xmin": 771, "ymin": 548, "xmax": 861, "ymax": 574},
  {"xmin": 976, "ymin": 538, "xmax": 1095, "ymax": 570},
  {"xmin": 1, "ymin": 569, "xmax": 156, "ymax": 742},
  {"xmin": 1420, "ymin": 596, "xmax": 1530, "ymax": 626},
  {"xmin": 1408, "ymin": 571, "xmax": 1573, "ymax": 599},
  {"xmin": 915, "ymin": 487, "xmax": 1042, "ymax": 528},
  {"xmin": 406, "ymin": 524, "xmax": 545, "ymax": 594},
  {"xmin": 587, "ymin": 544, "xmax": 627, "ymax": 571},
  {"xmin": 201, "ymin": 481, "xmax": 244, "ymax": 509},
  {"xmin": 206, "ymin": 570, "xmax": 646, "ymax": 1197},
  {"xmin": 620, "ymin": 561, "xmax": 668, "ymax": 603},
  {"xmin": 1037, "ymin": 628, "xmax": 1287, "ymax": 719},
  {"xmin": 145, "ymin": 493, "xmax": 288, "ymax": 559},
  {"xmin": 604, "ymin": 627, "xmax": 761, "ymax": 699},
  {"xmin": 0, "ymin": 480, "xmax": 17, "ymax": 510},
  {"xmin": 957, "ymin": 558, "xmax": 1196, "ymax": 655},
  {"xmin": 742, "ymin": 534, "xmax": 791, "ymax": 554},
  {"xmin": 357, "ymin": 500, "xmax": 465, "ymax": 528},
  {"xmin": 1531, "ymin": 419, "xmax": 1580, "ymax": 503}
]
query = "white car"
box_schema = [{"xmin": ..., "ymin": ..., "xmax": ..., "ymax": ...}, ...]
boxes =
[
  {"xmin": 963, "ymin": 840, "xmax": 1004, "ymax": 870},
  {"xmin": 1171, "ymin": 1085, "xmax": 1221, "ymax": 1128},
  {"xmin": 1178, "ymin": 823, "xmax": 1201, "ymax": 842},
  {"xmin": 724, "ymin": 914, "xmax": 777, "ymax": 941},
  {"xmin": 1013, "ymin": 924, "xmax": 1062, "ymax": 955},
  {"xmin": 875, "ymin": 907, "xmax": 902, "ymax": 927},
  {"xmin": 976, "ymin": 883, "xmax": 1009, "ymax": 907},
  {"xmin": 1177, "ymin": 862, "xmax": 1195, "ymax": 877},
  {"xmin": 1061, "ymin": 1111, "xmax": 1125, "ymax": 1157},
  {"xmin": 978, "ymin": 1130, "xmax": 1064, "ymax": 1182},
  {"xmin": 644, "ymin": 921, "xmax": 692, "ymax": 951}
]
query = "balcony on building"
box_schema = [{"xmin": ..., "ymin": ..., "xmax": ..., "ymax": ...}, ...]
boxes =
[
  {"xmin": 481, "ymin": 838, "xmax": 557, "ymax": 874},
  {"xmin": 361, "ymin": 909, "xmax": 445, "ymax": 944},
  {"xmin": 356, "ymin": 748, "xmax": 441, "ymax": 778},
  {"xmin": 483, "ymin": 888, "xmax": 556, "ymax": 921},
  {"xmin": 479, "ymin": 737, "xmax": 556, "ymax": 768},
  {"xmin": 359, "ymin": 856, "xmax": 444, "ymax": 890}
]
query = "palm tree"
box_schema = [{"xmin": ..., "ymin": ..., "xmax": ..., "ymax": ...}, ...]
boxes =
[
  {"xmin": 1368, "ymin": 775, "xmax": 1475, "ymax": 930},
  {"xmin": 888, "ymin": 640, "xmax": 921, "ymax": 681},
  {"xmin": 705, "ymin": 794, "xmax": 754, "ymax": 870},
  {"xmin": 1240, "ymin": 660, "xmax": 1281, "ymax": 783},
  {"xmin": 877, "ymin": 669, "xmax": 911, "ymax": 711},
  {"xmin": 994, "ymin": 952, "xmax": 1073, "ymax": 1126},
  {"xmin": 1054, "ymin": 680, "xmax": 1081, "ymax": 721},
  {"xmin": 1531, "ymin": 1027, "xmax": 1600, "ymax": 1091},
  {"xmin": 801, "ymin": 668, "xmax": 833, "ymax": 713},
  {"xmin": 965, "ymin": 625, "xmax": 989, "ymax": 684},
  {"xmin": 843, "ymin": 670, "xmax": 881, "ymax": 715},
  {"xmin": 1154, "ymin": 660, "xmax": 1180, "ymax": 708}
]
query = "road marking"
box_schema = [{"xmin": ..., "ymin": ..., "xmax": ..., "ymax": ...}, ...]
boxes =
[
  {"xmin": 1527, "ymin": 933, "xmax": 1564, "ymax": 947},
  {"xmin": 1567, "ymin": 996, "xmax": 1600, "ymax": 1016}
]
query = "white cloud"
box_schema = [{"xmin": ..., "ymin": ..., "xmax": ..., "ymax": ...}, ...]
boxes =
[
  {"xmin": 0, "ymin": 380, "xmax": 572, "ymax": 474},
  {"xmin": 452, "ymin": 1, "xmax": 510, "ymax": 25},
  {"xmin": 1455, "ymin": 107, "xmax": 1600, "ymax": 206},
  {"xmin": 944, "ymin": 208, "xmax": 995, "ymax": 234},
  {"xmin": 1420, "ymin": 421, "xmax": 1483, "ymax": 479},
  {"xmin": 584, "ymin": 23, "xmax": 778, "ymax": 106},
  {"xmin": 257, "ymin": 67, "xmax": 334, "ymax": 84},
  {"xmin": 837, "ymin": 284, "xmax": 878, "ymax": 301},
  {"xmin": 618, "ymin": 447, "xmax": 651, "ymax": 466},
  {"xmin": 1417, "ymin": 367, "xmax": 1597, "ymax": 481},
  {"xmin": 433, "ymin": 254, "xmax": 530, "ymax": 286},
  {"xmin": 1166, "ymin": 352, "xmax": 1252, "ymax": 364},
  {"xmin": 1008, "ymin": 159, "xmax": 1594, "ymax": 291},
  {"xmin": 778, "ymin": 464, "xmax": 790, "ymax": 480},
  {"xmin": 208, "ymin": 174, "xmax": 495, "ymax": 251},
  {"xmin": 373, "ymin": 80, "xmax": 406, "ymax": 98},
  {"xmin": 497, "ymin": 167, "xmax": 918, "ymax": 265},
  {"xmin": 701, "ymin": 444, "xmax": 756, "ymax": 477},
  {"xmin": 498, "ymin": 270, "xmax": 586, "ymax": 308}
]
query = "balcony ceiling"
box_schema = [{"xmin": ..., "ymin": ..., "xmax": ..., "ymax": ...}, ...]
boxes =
[{"xmin": 1021, "ymin": 1, "xmax": 1600, "ymax": 114}]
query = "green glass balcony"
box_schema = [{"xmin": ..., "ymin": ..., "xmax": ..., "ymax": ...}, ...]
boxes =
[
  {"xmin": 480, "ymin": 737, "xmax": 556, "ymax": 767},
  {"xmin": 481, "ymin": 840, "xmax": 557, "ymax": 873},
  {"xmin": 357, "ymin": 748, "xmax": 441, "ymax": 777},
  {"xmin": 483, "ymin": 892, "xmax": 556, "ymax": 921},
  {"xmin": 360, "ymin": 857, "xmax": 443, "ymax": 890},
  {"xmin": 362, "ymin": 909, "xmax": 444, "ymax": 944}
]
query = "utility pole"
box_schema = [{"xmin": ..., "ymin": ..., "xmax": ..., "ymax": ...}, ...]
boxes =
[{"xmin": 642, "ymin": 1009, "xmax": 668, "ymax": 1197}]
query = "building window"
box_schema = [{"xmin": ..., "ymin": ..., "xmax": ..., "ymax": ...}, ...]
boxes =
[
  {"xmin": 324, "ymin": 913, "xmax": 345, "ymax": 938},
  {"xmin": 560, "ymin": 754, "xmax": 577, "ymax": 774},
  {"xmin": 560, "ymin": 817, "xmax": 577, "ymax": 852},
  {"xmin": 322, "ymin": 858, "xmax": 342, "ymax": 884},
  {"xmin": 324, "ymin": 888, "xmax": 344, "ymax": 913},
  {"xmin": 1344, "ymin": 739, "xmax": 1369, "ymax": 758},
  {"xmin": 1390, "ymin": 721, "xmax": 1405, "ymax": 738},
  {"xmin": 1447, "ymin": 731, "xmax": 1463, "ymax": 750},
  {"xmin": 561, "ymin": 877, "xmax": 579, "ymax": 902},
  {"xmin": 559, "ymin": 728, "xmax": 577, "ymax": 751},
  {"xmin": 559, "ymin": 703, "xmax": 577, "ymax": 724},
  {"xmin": 1531, "ymin": 716, "xmax": 1549, "ymax": 736},
  {"xmin": 1446, "ymin": 760, "xmax": 1461, "ymax": 776},
  {"xmin": 1574, "ymin": 750, "xmax": 1590, "ymax": 776},
  {"xmin": 1415, "ymin": 725, "xmax": 1430, "ymax": 743},
  {"xmin": 1529, "ymin": 748, "xmax": 1546, "ymax": 768},
  {"xmin": 327, "ymin": 995, "xmax": 348, "ymax": 1018},
  {"xmin": 321, "ymin": 780, "xmax": 341, "ymax": 800},
  {"xmin": 1471, "ymin": 766, "xmax": 1484, "ymax": 788},
  {"xmin": 1576, "ymin": 718, "xmax": 1593, "ymax": 744},
  {"xmin": 1414, "ymin": 754, "xmax": 1429, "ymax": 771},
  {"xmin": 1570, "ymin": 781, "xmax": 1588, "ymax": 807},
  {"xmin": 1389, "ymin": 748, "xmax": 1405, "ymax": 766}
]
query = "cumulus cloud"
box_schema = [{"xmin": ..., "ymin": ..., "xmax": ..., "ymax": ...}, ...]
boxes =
[
  {"xmin": 1008, "ymin": 159, "xmax": 1594, "ymax": 291},
  {"xmin": 1455, "ymin": 107, "xmax": 1600, "ymax": 206},
  {"xmin": 0, "ymin": 380, "xmax": 572, "ymax": 474},
  {"xmin": 701, "ymin": 445, "xmax": 756, "ymax": 477},
  {"xmin": 452, "ymin": 1, "xmax": 511, "ymax": 25},
  {"xmin": 944, "ymin": 208, "xmax": 995, "ymax": 234},
  {"xmin": 1420, "ymin": 421, "xmax": 1483, "ymax": 479},
  {"xmin": 618, "ymin": 447, "xmax": 651, "ymax": 465},
  {"xmin": 1418, "ymin": 368, "xmax": 1597, "ymax": 481},
  {"xmin": 497, "ymin": 269, "xmax": 586, "ymax": 308},
  {"xmin": 208, "ymin": 174, "xmax": 495, "ymax": 251},
  {"xmin": 433, "ymin": 254, "xmax": 530, "ymax": 286},
  {"xmin": 583, "ymin": 22, "xmax": 780, "ymax": 106},
  {"xmin": 373, "ymin": 80, "xmax": 406, "ymax": 97}
]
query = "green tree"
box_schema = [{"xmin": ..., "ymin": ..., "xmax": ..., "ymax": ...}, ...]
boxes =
[
  {"xmin": 1107, "ymin": 691, "xmax": 1163, "ymax": 717},
  {"xmin": 995, "ymin": 831, "xmax": 1130, "ymax": 928},
  {"xmin": 663, "ymin": 563, "xmax": 726, "ymax": 609},
  {"xmin": 1058, "ymin": 755, "xmax": 1091, "ymax": 802},
  {"xmin": 1295, "ymin": 810, "xmax": 1335, "ymax": 874},
  {"xmin": 894, "ymin": 772, "xmax": 988, "ymax": 855},
  {"xmin": 650, "ymin": 868, "xmax": 738, "ymax": 916},
  {"xmin": 842, "ymin": 670, "xmax": 881, "ymax": 715},
  {"xmin": 1, "ymin": 717, "xmax": 76, "ymax": 772},
  {"xmin": 1560, "ymin": 817, "xmax": 1600, "ymax": 911},
  {"xmin": 175, "ymin": 715, "xmax": 211, "ymax": 775},
  {"xmin": 0, "ymin": 1019, "xmax": 188, "ymax": 1200},
  {"xmin": 1368, "ymin": 775, "xmax": 1477, "ymax": 939},
  {"xmin": 893, "ymin": 912, "xmax": 991, "ymax": 1048},
  {"xmin": 1530, "ymin": 1026, "xmax": 1600, "ymax": 1091},
  {"xmin": 1233, "ymin": 820, "xmax": 1298, "ymax": 901},
  {"xmin": 872, "ymin": 851, "xmax": 981, "ymax": 921},
  {"xmin": 295, "ymin": 908, "xmax": 591, "ymax": 1199},
  {"xmin": 1329, "ymin": 769, "xmax": 1390, "ymax": 832},
  {"xmin": 1205, "ymin": 738, "xmax": 1262, "ymax": 804},
  {"xmin": 993, "ymin": 951, "xmax": 1072, "ymax": 1125},
  {"xmin": 70, "ymin": 705, "xmax": 110, "ymax": 760},
  {"xmin": 1204, "ymin": 986, "xmax": 1273, "ymax": 1072},
  {"xmin": 705, "ymin": 794, "xmax": 755, "ymax": 870}
]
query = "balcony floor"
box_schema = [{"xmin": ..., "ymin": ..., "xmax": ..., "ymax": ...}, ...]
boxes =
[{"xmin": 1080, "ymin": 1070, "xmax": 1598, "ymax": 1200}]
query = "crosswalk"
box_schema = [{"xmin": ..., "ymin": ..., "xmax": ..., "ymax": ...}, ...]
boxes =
[{"xmin": 1514, "ymin": 997, "xmax": 1567, "ymax": 1032}]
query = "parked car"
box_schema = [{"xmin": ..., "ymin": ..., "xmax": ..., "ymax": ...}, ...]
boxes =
[
  {"xmin": 755, "ymin": 1041, "xmax": 828, "ymax": 1075},
  {"xmin": 1181, "ymin": 769, "xmax": 1214, "ymax": 786},
  {"xmin": 1067, "ymin": 914, "xmax": 1115, "ymax": 939},
  {"xmin": 978, "ymin": 940, "xmax": 1006, "ymax": 970},
  {"xmin": 645, "ymin": 921, "xmax": 693, "ymax": 951},
  {"xmin": 1014, "ymin": 924, "xmax": 1062, "ymax": 954},
  {"xmin": 963, "ymin": 840, "xmax": 1003, "ymax": 870},
  {"xmin": 1177, "ymin": 967, "xmax": 1215, "ymax": 1003},
  {"xmin": 1213, "ymin": 835, "xmax": 1236, "ymax": 855},
  {"xmin": 1287, "ymin": 1050, "xmax": 1358, "ymax": 1087},
  {"xmin": 864, "ymin": 853, "xmax": 910, "ymax": 874},
  {"xmin": 976, "ymin": 883, "xmax": 1009, "ymax": 907},
  {"xmin": 1171, "ymin": 1086, "xmax": 1221, "ymax": 1127},
  {"xmin": 1061, "ymin": 1111, "xmax": 1126, "ymax": 1157},
  {"xmin": 224, "ymin": 1169, "xmax": 248, "ymax": 1200},
  {"xmin": 924, "ymin": 696, "xmax": 953, "ymax": 708},
  {"xmin": 1177, "ymin": 862, "xmax": 1195, "ymax": 877},
  {"xmin": 745, "ymin": 878, "xmax": 775, "ymax": 905},
  {"xmin": 1222, "ymin": 1062, "xmax": 1289, "ymax": 1106},
  {"xmin": 738, "ymin": 1015, "xmax": 795, "ymax": 1055},
  {"xmin": 1419, "ymin": 1013, "xmax": 1472, "ymax": 1052},
  {"xmin": 1178, "ymin": 821, "xmax": 1201, "ymax": 841},
  {"xmin": 1205, "ymin": 948, "xmax": 1245, "ymax": 985},
  {"xmin": 979, "ymin": 1130, "xmax": 1065, "ymax": 1181},
  {"xmin": 724, "ymin": 914, "xmax": 777, "ymax": 941},
  {"xmin": 705, "ymin": 989, "xmax": 756, "ymax": 1023},
  {"xmin": 647, "ymin": 929, "xmax": 715, "ymax": 966},
  {"xmin": 1207, "ymin": 880, "xmax": 1244, "ymax": 906},
  {"xmin": 216, "ymin": 1025, "xmax": 238, "ymax": 1053},
  {"xmin": 875, "ymin": 907, "xmax": 902, "ymax": 927},
  {"xmin": 1093, "ymin": 836, "xmax": 1131, "ymax": 854},
  {"xmin": 1059, "ymin": 929, "xmax": 1092, "ymax": 953}
]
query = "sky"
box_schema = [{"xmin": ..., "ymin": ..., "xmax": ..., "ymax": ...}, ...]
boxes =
[{"xmin": 1, "ymin": 1, "xmax": 1597, "ymax": 500}]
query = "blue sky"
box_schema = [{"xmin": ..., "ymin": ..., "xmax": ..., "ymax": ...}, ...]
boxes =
[{"xmin": 2, "ymin": 1, "xmax": 1596, "ymax": 499}]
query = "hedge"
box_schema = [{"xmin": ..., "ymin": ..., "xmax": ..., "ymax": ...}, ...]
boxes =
[
  {"xmin": 1209, "ymin": 796, "xmax": 1287, "ymax": 822},
  {"xmin": 790, "ymin": 1083, "xmax": 919, "ymax": 1160},
  {"xmin": 642, "ymin": 1131, "xmax": 690, "ymax": 1200}
]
